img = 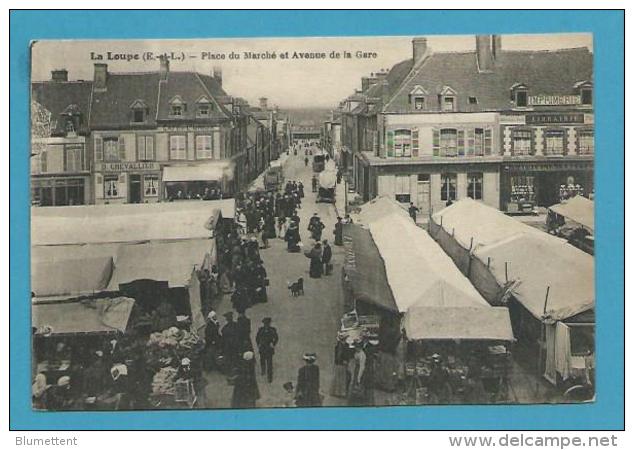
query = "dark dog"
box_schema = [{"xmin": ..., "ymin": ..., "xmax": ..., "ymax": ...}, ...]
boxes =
[{"xmin": 288, "ymin": 277, "xmax": 304, "ymax": 296}]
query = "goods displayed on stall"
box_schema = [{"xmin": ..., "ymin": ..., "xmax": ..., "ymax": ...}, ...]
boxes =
[
  {"xmin": 147, "ymin": 326, "xmax": 203, "ymax": 408},
  {"xmin": 507, "ymin": 176, "xmax": 536, "ymax": 214},
  {"xmin": 338, "ymin": 311, "xmax": 380, "ymax": 347}
]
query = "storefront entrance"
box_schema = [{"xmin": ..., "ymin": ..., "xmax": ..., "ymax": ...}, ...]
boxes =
[
  {"xmin": 129, "ymin": 174, "xmax": 142, "ymax": 204},
  {"xmin": 32, "ymin": 178, "xmax": 86, "ymax": 207}
]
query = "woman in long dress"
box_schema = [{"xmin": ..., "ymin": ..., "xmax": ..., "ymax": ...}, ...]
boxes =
[
  {"xmin": 231, "ymin": 351, "xmax": 260, "ymax": 408},
  {"xmin": 347, "ymin": 345, "xmax": 367, "ymax": 406},
  {"xmin": 306, "ymin": 242, "xmax": 323, "ymax": 278},
  {"xmin": 330, "ymin": 339, "xmax": 351, "ymax": 398}
]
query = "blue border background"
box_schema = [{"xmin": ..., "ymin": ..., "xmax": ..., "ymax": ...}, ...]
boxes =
[{"xmin": 10, "ymin": 10, "xmax": 624, "ymax": 430}]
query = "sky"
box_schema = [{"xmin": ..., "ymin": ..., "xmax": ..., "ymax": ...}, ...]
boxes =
[{"xmin": 31, "ymin": 34, "xmax": 592, "ymax": 109}]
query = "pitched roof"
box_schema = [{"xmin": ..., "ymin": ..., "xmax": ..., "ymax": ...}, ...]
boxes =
[
  {"xmin": 31, "ymin": 81, "xmax": 93, "ymax": 135},
  {"xmin": 90, "ymin": 73, "xmax": 160, "ymax": 129},
  {"xmin": 384, "ymin": 48, "xmax": 593, "ymax": 113}
]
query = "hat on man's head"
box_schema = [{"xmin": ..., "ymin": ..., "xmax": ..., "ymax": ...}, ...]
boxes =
[
  {"xmin": 57, "ymin": 376, "xmax": 71, "ymax": 387},
  {"xmin": 262, "ymin": 317, "xmax": 272, "ymax": 324},
  {"xmin": 302, "ymin": 352, "xmax": 317, "ymax": 362},
  {"xmin": 243, "ymin": 351, "xmax": 254, "ymax": 361}
]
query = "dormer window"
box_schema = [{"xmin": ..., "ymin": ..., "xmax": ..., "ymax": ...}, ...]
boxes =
[
  {"xmin": 468, "ymin": 96, "xmax": 478, "ymax": 105},
  {"xmin": 196, "ymin": 96, "xmax": 213, "ymax": 118},
  {"xmin": 169, "ymin": 96, "xmax": 186, "ymax": 117},
  {"xmin": 65, "ymin": 119, "xmax": 76, "ymax": 137},
  {"xmin": 440, "ymin": 86, "xmax": 457, "ymax": 112},
  {"xmin": 409, "ymin": 85, "xmax": 428, "ymax": 111},
  {"xmin": 574, "ymin": 81, "xmax": 593, "ymax": 106},
  {"xmin": 130, "ymin": 99, "xmax": 148, "ymax": 124},
  {"xmin": 510, "ymin": 83, "xmax": 529, "ymax": 108}
]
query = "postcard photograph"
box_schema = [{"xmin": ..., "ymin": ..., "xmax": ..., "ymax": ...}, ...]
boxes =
[{"xmin": 29, "ymin": 33, "xmax": 595, "ymax": 412}]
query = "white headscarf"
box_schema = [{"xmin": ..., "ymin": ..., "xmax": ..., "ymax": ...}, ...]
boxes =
[{"xmin": 32, "ymin": 373, "xmax": 49, "ymax": 398}]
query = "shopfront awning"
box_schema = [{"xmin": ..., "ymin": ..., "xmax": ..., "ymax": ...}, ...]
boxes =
[
  {"xmin": 32, "ymin": 256, "xmax": 114, "ymax": 298},
  {"xmin": 162, "ymin": 161, "xmax": 234, "ymax": 182},
  {"xmin": 32, "ymin": 297, "xmax": 135, "ymax": 336},
  {"xmin": 548, "ymin": 196, "xmax": 594, "ymax": 232}
]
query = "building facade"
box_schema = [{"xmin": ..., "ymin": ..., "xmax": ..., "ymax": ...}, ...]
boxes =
[{"xmin": 349, "ymin": 35, "xmax": 593, "ymax": 214}]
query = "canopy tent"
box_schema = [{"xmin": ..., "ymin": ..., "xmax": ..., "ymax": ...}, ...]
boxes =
[
  {"xmin": 342, "ymin": 224, "xmax": 398, "ymax": 313},
  {"xmin": 431, "ymin": 198, "xmax": 562, "ymax": 251},
  {"xmin": 548, "ymin": 196, "xmax": 594, "ymax": 232},
  {"xmin": 32, "ymin": 297, "xmax": 135, "ymax": 336},
  {"xmin": 162, "ymin": 161, "xmax": 234, "ymax": 182},
  {"xmin": 32, "ymin": 256, "xmax": 113, "ymax": 298},
  {"xmin": 318, "ymin": 170, "xmax": 337, "ymax": 189},
  {"xmin": 369, "ymin": 213, "xmax": 489, "ymax": 313},
  {"xmin": 32, "ymin": 243, "xmax": 122, "ymax": 265},
  {"xmin": 354, "ymin": 196, "xmax": 411, "ymax": 227},
  {"xmin": 474, "ymin": 234, "xmax": 594, "ymax": 322},
  {"xmin": 31, "ymin": 200, "xmax": 234, "ymax": 246},
  {"xmin": 107, "ymin": 240, "xmax": 211, "ymax": 290},
  {"xmin": 403, "ymin": 306, "xmax": 514, "ymax": 341}
]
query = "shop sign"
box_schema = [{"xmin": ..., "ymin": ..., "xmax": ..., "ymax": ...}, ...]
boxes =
[
  {"xmin": 160, "ymin": 125, "xmax": 218, "ymax": 132},
  {"xmin": 499, "ymin": 115, "xmax": 526, "ymax": 125},
  {"xmin": 528, "ymin": 95, "xmax": 581, "ymax": 106},
  {"xmin": 584, "ymin": 114, "xmax": 594, "ymax": 124},
  {"xmin": 526, "ymin": 113, "xmax": 585, "ymax": 125},
  {"xmin": 96, "ymin": 161, "xmax": 160, "ymax": 172}
]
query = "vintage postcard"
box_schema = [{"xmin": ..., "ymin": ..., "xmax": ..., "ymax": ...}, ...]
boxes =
[{"xmin": 29, "ymin": 33, "xmax": 595, "ymax": 412}]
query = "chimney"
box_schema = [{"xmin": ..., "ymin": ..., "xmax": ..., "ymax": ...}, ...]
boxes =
[
  {"xmin": 259, "ymin": 97, "xmax": 268, "ymax": 110},
  {"xmin": 213, "ymin": 66, "xmax": 222, "ymax": 86},
  {"xmin": 492, "ymin": 35, "xmax": 502, "ymax": 60},
  {"xmin": 476, "ymin": 35, "xmax": 494, "ymax": 72},
  {"xmin": 51, "ymin": 69, "xmax": 68, "ymax": 82},
  {"xmin": 381, "ymin": 80, "xmax": 390, "ymax": 105},
  {"xmin": 412, "ymin": 37, "xmax": 428, "ymax": 64},
  {"xmin": 93, "ymin": 63, "xmax": 108, "ymax": 91},
  {"xmin": 159, "ymin": 56, "xmax": 169, "ymax": 81},
  {"xmin": 361, "ymin": 76, "xmax": 370, "ymax": 93}
]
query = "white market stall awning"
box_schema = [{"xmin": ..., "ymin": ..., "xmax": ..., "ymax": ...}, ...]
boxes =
[
  {"xmin": 354, "ymin": 196, "xmax": 411, "ymax": 228},
  {"xmin": 318, "ymin": 170, "xmax": 337, "ymax": 189},
  {"xmin": 474, "ymin": 234, "xmax": 594, "ymax": 321},
  {"xmin": 369, "ymin": 213, "xmax": 489, "ymax": 313},
  {"xmin": 32, "ymin": 297, "xmax": 135, "ymax": 336},
  {"xmin": 32, "ymin": 256, "xmax": 113, "ymax": 298},
  {"xmin": 403, "ymin": 306, "xmax": 514, "ymax": 341},
  {"xmin": 432, "ymin": 198, "xmax": 563, "ymax": 251},
  {"xmin": 162, "ymin": 161, "xmax": 234, "ymax": 182},
  {"xmin": 31, "ymin": 200, "xmax": 234, "ymax": 246},
  {"xmin": 107, "ymin": 240, "xmax": 210, "ymax": 290},
  {"xmin": 549, "ymin": 196, "xmax": 594, "ymax": 232}
]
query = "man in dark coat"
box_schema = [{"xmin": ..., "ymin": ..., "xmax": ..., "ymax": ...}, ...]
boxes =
[
  {"xmin": 221, "ymin": 312, "xmax": 239, "ymax": 373},
  {"xmin": 236, "ymin": 309, "xmax": 253, "ymax": 352},
  {"xmin": 321, "ymin": 240, "xmax": 333, "ymax": 275},
  {"xmin": 296, "ymin": 353, "xmax": 321, "ymax": 407},
  {"xmin": 408, "ymin": 202, "xmax": 420, "ymax": 223},
  {"xmin": 333, "ymin": 217, "xmax": 344, "ymax": 246},
  {"xmin": 306, "ymin": 242, "xmax": 323, "ymax": 278},
  {"xmin": 204, "ymin": 311, "xmax": 222, "ymax": 370},
  {"xmin": 255, "ymin": 317, "xmax": 279, "ymax": 383}
]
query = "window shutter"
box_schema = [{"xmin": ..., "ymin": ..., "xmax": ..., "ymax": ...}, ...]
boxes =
[
  {"xmin": 484, "ymin": 129, "xmax": 492, "ymax": 155},
  {"xmin": 386, "ymin": 130, "xmax": 394, "ymax": 157},
  {"xmin": 432, "ymin": 129, "xmax": 440, "ymax": 157},
  {"xmin": 137, "ymin": 136, "xmax": 145, "ymax": 160},
  {"xmin": 40, "ymin": 151, "xmax": 48, "ymax": 173},
  {"xmin": 467, "ymin": 129, "xmax": 475, "ymax": 156},
  {"xmin": 457, "ymin": 130, "xmax": 465, "ymax": 156},
  {"xmin": 411, "ymin": 128, "xmax": 419, "ymax": 157},
  {"xmin": 147, "ymin": 137, "xmax": 154, "ymax": 160},
  {"xmin": 95, "ymin": 136, "xmax": 103, "ymax": 161},
  {"xmin": 95, "ymin": 174, "xmax": 103, "ymax": 199},
  {"xmin": 118, "ymin": 173, "xmax": 127, "ymax": 199},
  {"xmin": 118, "ymin": 136, "xmax": 126, "ymax": 160}
]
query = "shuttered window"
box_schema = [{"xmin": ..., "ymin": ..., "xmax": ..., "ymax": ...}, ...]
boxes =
[
  {"xmin": 103, "ymin": 137, "xmax": 120, "ymax": 162},
  {"xmin": 466, "ymin": 129, "xmax": 475, "ymax": 156},
  {"xmin": 457, "ymin": 130, "xmax": 465, "ymax": 156},
  {"xmin": 440, "ymin": 129, "xmax": 458, "ymax": 157},
  {"xmin": 118, "ymin": 136, "xmax": 126, "ymax": 160},
  {"xmin": 170, "ymin": 135, "xmax": 187, "ymax": 160},
  {"xmin": 196, "ymin": 135, "xmax": 213, "ymax": 159},
  {"xmin": 432, "ymin": 129, "xmax": 440, "ymax": 157},
  {"xmin": 137, "ymin": 136, "xmax": 155, "ymax": 161},
  {"xmin": 411, "ymin": 128, "xmax": 419, "ymax": 157},
  {"xmin": 484, "ymin": 128, "xmax": 492, "ymax": 155}
]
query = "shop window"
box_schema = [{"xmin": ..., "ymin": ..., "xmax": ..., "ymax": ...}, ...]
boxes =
[
  {"xmin": 512, "ymin": 129, "xmax": 533, "ymax": 156},
  {"xmin": 544, "ymin": 130, "xmax": 565, "ymax": 156},
  {"xmin": 414, "ymin": 97, "xmax": 425, "ymax": 110},
  {"xmin": 170, "ymin": 135, "xmax": 187, "ymax": 160},
  {"xmin": 104, "ymin": 176, "xmax": 119, "ymax": 198},
  {"xmin": 467, "ymin": 172, "xmax": 483, "ymax": 200},
  {"xmin": 395, "ymin": 175, "xmax": 411, "ymax": 203},
  {"xmin": 196, "ymin": 135, "xmax": 213, "ymax": 159},
  {"xmin": 581, "ymin": 88, "xmax": 592, "ymax": 106},
  {"xmin": 577, "ymin": 129, "xmax": 594, "ymax": 155},
  {"xmin": 144, "ymin": 175, "xmax": 159, "ymax": 197},
  {"xmin": 510, "ymin": 176, "xmax": 535, "ymax": 203},
  {"xmin": 393, "ymin": 129, "xmax": 412, "ymax": 157},
  {"xmin": 137, "ymin": 136, "xmax": 155, "ymax": 161},
  {"xmin": 64, "ymin": 144, "xmax": 83, "ymax": 172},
  {"xmin": 441, "ymin": 173, "xmax": 457, "ymax": 201}
]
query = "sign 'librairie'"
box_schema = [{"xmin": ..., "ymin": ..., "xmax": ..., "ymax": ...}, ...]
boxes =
[{"xmin": 95, "ymin": 161, "xmax": 160, "ymax": 172}]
